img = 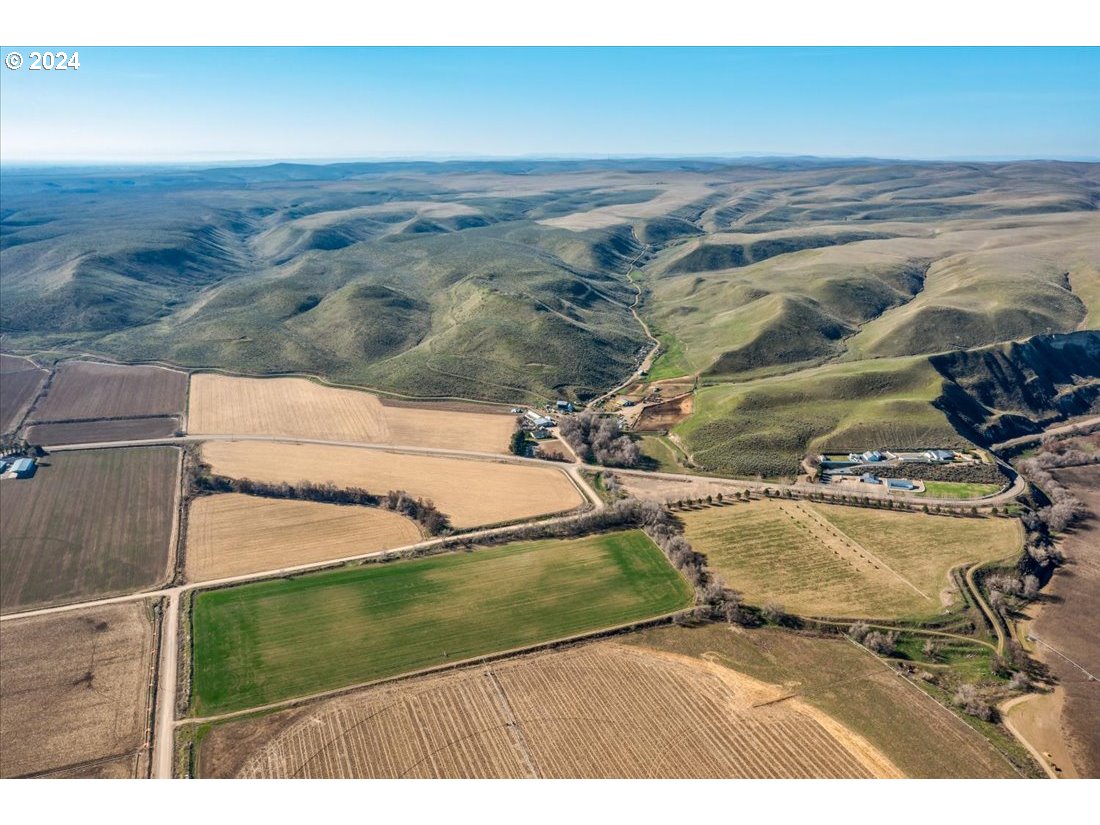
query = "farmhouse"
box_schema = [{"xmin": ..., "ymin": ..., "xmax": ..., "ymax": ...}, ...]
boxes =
[
  {"xmin": 555, "ymin": 400, "xmax": 574, "ymax": 413},
  {"xmin": 924, "ymin": 449, "xmax": 955, "ymax": 462},
  {"xmin": 856, "ymin": 472, "xmax": 916, "ymax": 491},
  {"xmin": 849, "ymin": 450, "xmax": 883, "ymax": 463},
  {"xmin": 524, "ymin": 410, "xmax": 554, "ymax": 428}
]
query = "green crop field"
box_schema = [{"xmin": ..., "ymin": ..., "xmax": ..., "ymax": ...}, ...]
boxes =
[
  {"xmin": 0, "ymin": 447, "xmax": 178, "ymax": 613},
  {"xmin": 638, "ymin": 434, "xmax": 688, "ymax": 473},
  {"xmin": 646, "ymin": 331, "xmax": 696, "ymax": 382},
  {"xmin": 919, "ymin": 481, "xmax": 1003, "ymax": 500},
  {"xmin": 680, "ymin": 500, "xmax": 1021, "ymax": 618},
  {"xmin": 190, "ymin": 530, "xmax": 693, "ymax": 716}
]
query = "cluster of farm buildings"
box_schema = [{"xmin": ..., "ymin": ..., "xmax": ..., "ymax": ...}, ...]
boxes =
[{"xmin": 817, "ymin": 448, "xmax": 977, "ymax": 493}]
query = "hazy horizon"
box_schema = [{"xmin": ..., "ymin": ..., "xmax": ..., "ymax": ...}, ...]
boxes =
[{"xmin": 2, "ymin": 47, "xmax": 1097, "ymax": 163}]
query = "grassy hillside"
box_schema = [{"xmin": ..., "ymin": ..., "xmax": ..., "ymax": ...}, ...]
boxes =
[
  {"xmin": 644, "ymin": 212, "xmax": 1097, "ymax": 381},
  {"xmin": 676, "ymin": 357, "xmax": 964, "ymax": 478},
  {"xmin": 3, "ymin": 159, "xmax": 1097, "ymax": 417}
]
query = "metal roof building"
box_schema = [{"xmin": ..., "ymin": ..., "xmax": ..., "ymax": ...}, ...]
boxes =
[{"xmin": 9, "ymin": 458, "xmax": 36, "ymax": 478}]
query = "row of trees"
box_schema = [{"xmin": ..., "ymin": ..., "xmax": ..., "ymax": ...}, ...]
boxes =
[
  {"xmin": 1018, "ymin": 459, "xmax": 1088, "ymax": 535},
  {"xmin": 559, "ymin": 411, "xmax": 641, "ymax": 467},
  {"xmin": 192, "ymin": 470, "xmax": 451, "ymax": 535}
]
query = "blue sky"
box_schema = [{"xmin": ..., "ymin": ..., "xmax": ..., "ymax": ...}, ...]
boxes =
[{"xmin": 1, "ymin": 47, "xmax": 1097, "ymax": 162}]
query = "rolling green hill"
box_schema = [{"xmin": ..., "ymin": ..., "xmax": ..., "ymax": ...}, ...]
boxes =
[{"xmin": 2, "ymin": 159, "xmax": 1097, "ymax": 432}]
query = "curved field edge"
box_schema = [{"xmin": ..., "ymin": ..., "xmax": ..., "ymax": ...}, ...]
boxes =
[
  {"xmin": 189, "ymin": 530, "xmax": 693, "ymax": 716},
  {"xmin": 190, "ymin": 641, "xmax": 900, "ymax": 779},
  {"xmin": 622, "ymin": 624, "xmax": 1020, "ymax": 778},
  {"xmin": 679, "ymin": 499, "xmax": 1023, "ymax": 620}
]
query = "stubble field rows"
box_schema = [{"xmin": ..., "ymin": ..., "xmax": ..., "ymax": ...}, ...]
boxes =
[
  {"xmin": 200, "ymin": 643, "xmax": 896, "ymax": 778},
  {"xmin": 679, "ymin": 499, "xmax": 1021, "ymax": 618},
  {"xmin": 0, "ymin": 600, "xmax": 157, "ymax": 778},
  {"xmin": 200, "ymin": 440, "xmax": 584, "ymax": 529},
  {"xmin": 185, "ymin": 493, "xmax": 422, "ymax": 581},
  {"xmin": 188, "ymin": 374, "xmax": 515, "ymax": 453}
]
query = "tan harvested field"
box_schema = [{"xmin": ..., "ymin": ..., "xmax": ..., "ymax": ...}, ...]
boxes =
[
  {"xmin": 538, "ymin": 180, "xmax": 714, "ymax": 231},
  {"xmin": 625, "ymin": 623, "xmax": 1018, "ymax": 778},
  {"xmin": 1004, "ymin": 689, "xmax": 1078, "ymax": 778},
  {"xmin": 28, "ymin": 361, "xmax": 187, "ymax": 422},
  {"xmin": 0, "ymin": 354, "xmax": 47, "ymax": 433},
  {"xmin": 201, "ymin": 440, "xmax": 584, "ymax": 529},
  {"xmin": 25, "ymin": 416, "xmax": 181, "ymax": 446},
  {"xmin": 0, "ymin": 601, "xmax": 157, "ymax": 778},
  {"xmin": 635, "ymin": 392, "xmax": 694, "ymax": 431},
  {"xmin": 185, "ymin": 494, "xmax": 422, "ymax": 581},
  {"xmin": 188, "ymin": 374, "xmax": 514, "ymax": 453},
  {"xmin": 197, "ymin": 642, "xmax": 897, "ymax": 778},
  {"xmin": 680, "ymin": 499, "xmax": 1022, "ymax": 618}
]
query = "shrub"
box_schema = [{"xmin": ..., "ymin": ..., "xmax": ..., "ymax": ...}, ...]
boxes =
[
  {"xmin": 863, "ymin": 630, "xmax": 899, "ymax": 656},
  {"xmin": 953, "ymin": 684, "xmax": 995, "ymax": 722}
]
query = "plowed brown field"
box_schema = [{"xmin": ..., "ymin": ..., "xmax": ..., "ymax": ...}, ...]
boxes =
[
  {"xmin": 185, "ymin": 494, "xmax": 422, "ymax": 581},
  {"xmin": 201, "ymin": 441, "xmax": 584, "ymax": 529},
  {"xmin": 188, "ymin": 374, "xmax": 514, "ymax": 453},
  {"xmin": 28, "ymin": 361, "xmax": 187, "ymax": 422},
  {"xmin": 198, "ymin": 643, "xmax": 898, "ymax": 778},
  {"xmin": 25, "ymin": 416, "xmax": 181, "ymax": 445},
  {"xmin": 0, "ymin": 355, "xmax": 46, "ymax": 434},
  {"xmin": 0, "ymin": 601, "xmax": 157, "ymax": 778},
  {"xmin": 0, "ymin": 446, "xmax": 179, "ymax": 613}
]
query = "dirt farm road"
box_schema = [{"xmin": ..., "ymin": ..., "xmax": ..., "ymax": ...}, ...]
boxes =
[
  {"xmin": 44, "ymin": 432, "xmax": 1027, "ymax": 509},
  {"xmin": 608, "ymin": 465, "xmax": 1028, "ymax": 509},
  {"xmin": 153, "ymin": 591, "xmax": 179, "ymax": 779},
  {"xmin": 1, "ymin": 453, "xmax": 607, "ymax": 778},
  {"xmin": 6, "ymin": 425, "xmax": 1028, "ymax": 778}
]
